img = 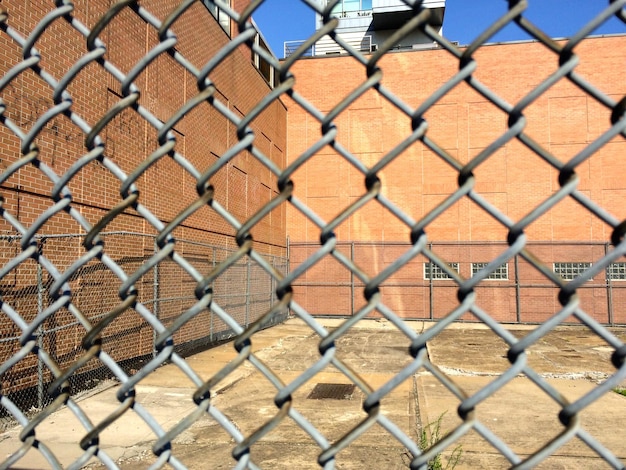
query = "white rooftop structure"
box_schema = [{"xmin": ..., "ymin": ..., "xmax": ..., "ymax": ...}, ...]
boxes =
[{"xmin": 284, "ymin": 0, "xmax": 446, "ymax": 58}]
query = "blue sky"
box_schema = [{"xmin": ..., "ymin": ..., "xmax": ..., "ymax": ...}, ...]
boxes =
[{"xmin": 252, "ymin": 0, "xmax": 626, "ymax": 58}]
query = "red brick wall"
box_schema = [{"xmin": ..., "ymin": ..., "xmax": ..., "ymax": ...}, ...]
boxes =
[
  {"xmin": 0, "ymin": 0, "xmax": 285, "ymax": 248},
  {"xmin": 0, "ymin": 0, "xmax": 287, "ymax": 394}
]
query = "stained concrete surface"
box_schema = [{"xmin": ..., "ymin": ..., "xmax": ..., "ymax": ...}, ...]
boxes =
[{"xmin": 1, "ymin": 319, "xmax": 625, "ymax": 469}]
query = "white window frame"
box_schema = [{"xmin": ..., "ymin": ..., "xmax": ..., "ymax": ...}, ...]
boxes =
[
  {"xmin": 606, "ymin": 262, "xmax": 626, "ymax": 281},
  {"xmin": 553, "ymin": 262, "xmax": 592, "ymax": 280},
  {"xmin": 329, "ymin": 0, "xmax": 373, "ymax": 14},
  {"xmin": 424, "ymin": 262, "xmax": 459, "ymax": 280},
  {"xmin": 471, "ymin": 262, "xmax": 508, "ymax": 280},
  {"xmin": 203, "ymin": 1, "xmax": 231, "ymax": 36},
  {"xmin": 252, "ymin": 31, "xmax": 277, "ymax": 88}
]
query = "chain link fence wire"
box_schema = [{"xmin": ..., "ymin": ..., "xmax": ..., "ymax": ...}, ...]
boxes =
[
  {"xmin": 0, "ymin": 232, "xmax": 287, "ymax": 431},
  {"xmin": 0, "ymin": 0, "xmax": 625, "ymax": 468},
  {"xmin": 291, "ymin": 240, "xmax": 626, "ymax": 324}
]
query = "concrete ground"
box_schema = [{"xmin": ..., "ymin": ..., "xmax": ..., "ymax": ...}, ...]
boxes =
[{"xmin": 1, "ymin": 319, "xmax": 625, "ymax": 469}]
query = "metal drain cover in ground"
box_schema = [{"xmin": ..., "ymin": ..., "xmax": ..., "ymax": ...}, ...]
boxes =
[{"xmin": 307, "ymin": 383, "xmax": 356, "ymax": 400}]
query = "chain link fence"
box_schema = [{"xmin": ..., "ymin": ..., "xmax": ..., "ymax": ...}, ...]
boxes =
[
  {"xmin": 0, "ymin": 232, "xmax": 287, "ymax": 430},
  {"xmin": 0, "ymin": 0, "xmax": 625, "ymax": 468},
  {"xmin": 291, "ymin": 240, "xmax": 626, "ymax": 324}
]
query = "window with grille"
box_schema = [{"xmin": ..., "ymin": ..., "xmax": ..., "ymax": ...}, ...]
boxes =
[
  {"xmin": 424, "ymin": 262, "xmax": 458, "ymax": 280},
  {"xmin": 471, "ymin": 262, "xmax": 508, "ymax": 280},
  {"xmin": 606, "ymin": 262, "xmax": 626, "ymax": 280},
  {"xmin": 553, "ymin": 262, "xmax": 592, "ymax": 280}
]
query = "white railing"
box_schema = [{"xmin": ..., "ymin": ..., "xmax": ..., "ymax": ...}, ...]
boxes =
[{"xmin": 284, "ymin": 35, "xmax": 373, "ymax": 58}]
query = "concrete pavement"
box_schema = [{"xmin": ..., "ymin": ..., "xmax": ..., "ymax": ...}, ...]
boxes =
[{"xmin": 0, "ymin": 318, "xmax": 624, "ymax": 469}]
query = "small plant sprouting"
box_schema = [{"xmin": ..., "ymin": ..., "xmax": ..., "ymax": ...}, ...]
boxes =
[
  {"xmin": 418, "ymin": 412, "xmax": 463, "ymax": 470},
  {"xmin": 613, "ymin": 387, "xmax": 626, "ymax": 397}
]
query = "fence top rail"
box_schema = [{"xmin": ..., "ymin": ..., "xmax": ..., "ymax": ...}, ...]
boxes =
[
  {"xmin": 288, "ymin": 240, "xmax": 613, "ymax": 247},
  {"xmin": 0, "ymin": 230, "xmax": 153, "ymax": 240},
  {"xmin": 0, "ymin": 231, "xmax": 287, "ymax": 258}
]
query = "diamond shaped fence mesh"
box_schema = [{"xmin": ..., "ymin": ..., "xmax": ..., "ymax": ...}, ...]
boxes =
[{"xmin": 0, "ymin": 0, "xmax": 625, "ymax": 468}]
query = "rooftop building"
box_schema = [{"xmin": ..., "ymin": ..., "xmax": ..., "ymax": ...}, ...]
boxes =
[{"xmin": 285, "ymin": 0, "xmax": 446, "ymax": 57}]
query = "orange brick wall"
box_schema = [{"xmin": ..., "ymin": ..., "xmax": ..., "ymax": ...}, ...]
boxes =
[
  {"xmin": 285, "ymin": 36, "xmax": 626, "ymax": 244},
  {"xmin": 285, "ymin": 36, "xmax": 626, "ymax": 323}
]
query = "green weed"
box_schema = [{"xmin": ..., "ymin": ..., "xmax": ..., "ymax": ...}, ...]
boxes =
[
  {"xmin": 613, "ymin": 387, "xmax": 626, "ymax": 397},
  {"xmin": 417, "ymin": 412, "xmax": 463, "ymax": 470}
]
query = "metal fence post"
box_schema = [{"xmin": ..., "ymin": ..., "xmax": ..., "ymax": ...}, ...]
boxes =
[
  {"xmin": 606, "ymin": 242, "xmax": 614, "ymax": 326},
  {"xmin": 286, "ymin": 237, "xmax": 290, "ymax": 317},
  {"xmin": 152, "ymin": 237, "xmax": 159, "ymax": 359},
  {"xmin": 245, "ymin": 258, "xmax": 251, "ymax": 327},
  {"xmin": 211, "ymin": 247, "xmax": 216, "ymax": 341},
  {"xmin": 514, "ymin": 254, "xmax": 521, "ymax": 323},
  {"xmin": 270, "ymin": 255, "xmax": 275, "ymax": 306},
  {"xmin": 350, "ymin": 242, "xmax": 355, "ymax": 316},
  {"xmin": 36, "ymin": 253, "xmax": 44, "ymax": 410},
  {"xmin": 429, "ymin": 242, "xmax": 434, "ymax": 320},
  {"xmin": 268, "ymin": 256, "xmax": 274, "ymax": 324}
]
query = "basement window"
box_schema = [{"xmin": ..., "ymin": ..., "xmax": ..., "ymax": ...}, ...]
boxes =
[
  {"xmin": 606, "ymin": 262, "xmax": 626, "ymax": 281},
  {"xmin": 424, "ymin": 262, "xmax": 459, "ymax": 280},
  {"xmin": 553, "ymin": 262, "xmax": 592, "ymax": 280},
  {"xmin": 472, "ymin": 262, "xmax": 508, "ymax": 280}
]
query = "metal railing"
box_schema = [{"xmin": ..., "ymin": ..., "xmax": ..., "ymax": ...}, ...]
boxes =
[
  {"xmin": 0, "ymin": 0, "xmax": 625, "ymax": 469},
  {"xmin": 284, "ymin": 34, "xmax": 373, "ymax": 57}
]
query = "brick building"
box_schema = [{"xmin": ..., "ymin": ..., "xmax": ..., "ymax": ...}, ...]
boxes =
[
  {"xmin": 0, "ymin": 1, "xmax": 625, "ymax": 405},
  {"xmin": 0, "ymin": 0, "xmax": 286, "ymax": 252},
  {"xmin": 284, "ymin": 35, "xmax": 626, "ymax": 323},
  {"xmin": 0, "ymin": 0, "xmax": 287, "ymax": 398}
]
